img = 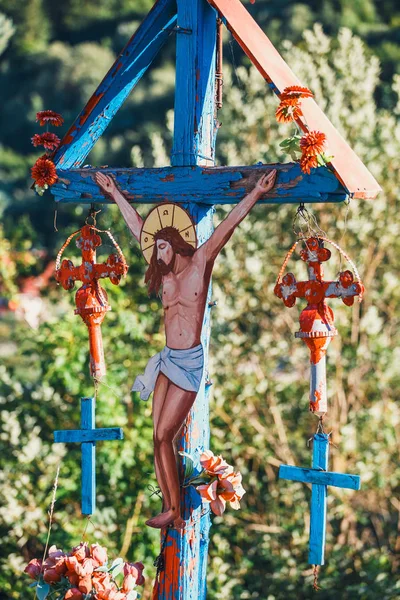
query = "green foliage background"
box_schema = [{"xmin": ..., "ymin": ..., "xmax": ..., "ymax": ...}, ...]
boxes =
[{"xmin": 0, "ymin": 1, "xmax": 399, "ymax": 599}]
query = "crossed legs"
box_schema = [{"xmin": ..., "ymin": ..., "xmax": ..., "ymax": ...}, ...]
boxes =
[{"xmin": 146, "ymin": 373, "xmax": 197, "ymax": 529}]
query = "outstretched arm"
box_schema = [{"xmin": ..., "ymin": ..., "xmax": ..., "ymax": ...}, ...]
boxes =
[
  {"xmin": 201, "ymin": 169, "xmax": 277, "ymax": 263},
  {"xmin": 95, "ymin": 172, "xmax": 143, "ymax": 243}
]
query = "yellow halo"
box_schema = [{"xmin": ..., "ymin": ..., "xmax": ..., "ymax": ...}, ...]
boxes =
[{"xmin": 140, "ymin": 203, "xmax": 197, "ymax": 264}]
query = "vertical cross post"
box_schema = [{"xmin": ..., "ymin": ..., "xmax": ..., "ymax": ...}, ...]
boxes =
[
  {"xmin": 279, "ymin": 433, "xmax": 361, "ymax": 565},
  {"xmin": 156, "ymin": 0, "xmax": 218, "ymax": 598},
  {"xmin": 54, "ymin": 397, "xmax": 124, "ymax": 515}
]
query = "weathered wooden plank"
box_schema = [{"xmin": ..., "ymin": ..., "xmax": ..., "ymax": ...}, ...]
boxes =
[
  {"xmin": 81, "ymin": 397, "xmax": 96, "ymax": 516},
  {"xmin": 51, "ymin": 163, "xmax": 347, "ymax": 205},
  {"xmin": 278, "ymin": 465, "xmax": 361, "ymax": 491},
  {"xmin": 171, "ymin": 0, "xmax": 217, "ymax": 166},
  {"xmin": 207, "ymin": 0, "xmax": 381, "ymax": 200},
  {"xmin": 54, "ymin": 428, "xmax": 124, "ymax": 443},
  {"xmin": 309, "ymin": 434, "xmax": 328, "ymax": 566},
  {"xmin": 52, "ymin": 0, "xmax": 177, "ymax": 170}
]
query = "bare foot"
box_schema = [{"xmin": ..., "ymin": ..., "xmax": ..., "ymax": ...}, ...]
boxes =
[
  {"xmin": 146, "ymin": 509, "xmax": 182, "ymax": 529},
  {"xmin": 173, "ymin": 516, "xmax": 185, "ymax": 530}
]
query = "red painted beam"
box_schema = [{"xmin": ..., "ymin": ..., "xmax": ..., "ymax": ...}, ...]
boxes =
[{"xmin": 207, "ymin": 0, "xmax": 381, "ymax": 200}]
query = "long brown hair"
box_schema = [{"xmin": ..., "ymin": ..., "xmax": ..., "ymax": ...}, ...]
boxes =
[{"xmin": 144, "ymin": 226, "xmax": 196, "ymax": 296}]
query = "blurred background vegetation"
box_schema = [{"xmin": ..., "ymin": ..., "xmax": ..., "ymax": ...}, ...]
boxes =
[{"xmin": 0, "ymin": 0, "xmax": 399, "ymax": 598}]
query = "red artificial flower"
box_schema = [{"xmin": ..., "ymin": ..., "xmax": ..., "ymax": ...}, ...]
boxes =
[
  {"xmin": 36, "ymin": 110, "xmax": 64, "ymax": 127},
  {"xmin": 300, "ymin": 154, "xmax": 318, "ymax": 174},
  {"xmin": 280, "ymin": 85, "xmax": 313, "ymax": 101},
  {"xmin": 31, "ymin": 157, "xmax": 58, "ymax": 187},
  {"xmin": 31, "ymin": 132, "xmax": 60, "ymax": 151},
  {"xmin": 24, "ymin": 559, "xmax": 42, "ymax": 580},
  {"xmin": 299, "ymin": 130, "xmax": 326, "ymax": 157},
  {"xmin": 275, "ymin": 101, "xmax": 303, "ymax": 123}
]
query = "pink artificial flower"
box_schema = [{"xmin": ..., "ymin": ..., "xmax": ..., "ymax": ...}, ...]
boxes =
[
  {"xmin": 97, "ymin": 589, "xmax": 125, "ymax": 600},
  {"xmin": 123, "ymin": 561, "xmax": 145, "ymax": 586},
  {"xmin": 24, "ymin": 558, "xmax": 42, "ymax": 580},
  {"xmin": 200, "ymin": 450, "xmax": 230, "ymax": 476},
  {"xmin": 90, "ymin": 543, "xmax": 108, "ymax": 566},
  {"xmin": 219, "ymin": 470, "xmax": 246, "ymax": 509}
]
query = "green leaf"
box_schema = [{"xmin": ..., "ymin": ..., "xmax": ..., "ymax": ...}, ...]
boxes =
[
  {"xmin": 109, "ymin": 557, "xmax": 124, "ymax": 578},
  {"xmin": 178, "ymin": 451, "xmax": 195, "ymax": 479},
  {"xmin": 36, "ymin": 582, "xmax": 50, "ymax": 600}
]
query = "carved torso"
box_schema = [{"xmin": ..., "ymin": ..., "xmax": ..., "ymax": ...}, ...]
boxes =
[{"xmin": 161, "ymin": 250, "xmax": 212, "ymax": 349}]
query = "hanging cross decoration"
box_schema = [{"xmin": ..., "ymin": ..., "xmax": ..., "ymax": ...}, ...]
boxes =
[
  {"xmin": 274, "ymin": 236, "xmax": 364, "ymax": 415},
  {"xmin": 279, "ymin": 433, "xmax": 361, "ymax": 566},
  {"xmin": 55, "ymin": 223, "xmax": 128, "ymax": 380},
  {"xmin": 54, "ymin": 397, "xmax": 123, "ymax": 515}
]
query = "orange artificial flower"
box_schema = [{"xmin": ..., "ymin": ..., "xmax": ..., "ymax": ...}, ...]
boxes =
[
  {"xmin": 36, "ymin": 110, "xmax": 64, "ymax": 127},
  {"xmin": 92, "ymin": 572, "xmax": 112, "ymax": 593},
  {"xmin": 200, "ymin": 450, "xmax": 230, "ymax": 476},
  {"xmin": 300, "ymin": 154, "xmax": 318, "ymax": 174},
  {"xmin": 31, "ymin": 157, "xmax": 58, "ymax": 187},
  {"xmin": 276, "ymin": 102, "xmax": 303, "ymax": 123},
  {"xmin": 299, "ymin": 130, "xmax": 326, "ymax": 157},
  {"xmin": 31, "ymin": 132, "xmax": 60, "ymax": 151},
  {"xmin": 64, "ymin": 590, "xmax": 83, "ymax": 600},
  {"xmin": 280, "ymin": 85, "xmax": 313, "ymax": 101},
  {"xmin": 78, "ymin": 575, "xmax": 93, "ymax": 594},
  {"xmin": 90, "ymin": 543, "xmax": 108, "ymax": 567}
]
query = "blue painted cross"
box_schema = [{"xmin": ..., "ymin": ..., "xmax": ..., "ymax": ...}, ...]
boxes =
[
  {"xmin": 279, "ymin": 433, "xmax": 361, "ymax": 565},
  {"xmin": 54, "ymin": 397, "xmax": 123, "ymax": 515}
]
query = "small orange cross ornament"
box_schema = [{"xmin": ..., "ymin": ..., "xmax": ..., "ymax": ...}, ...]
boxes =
[{"xmin": 55, "ymin": 224, "xmax": 128, "ymax": 380}]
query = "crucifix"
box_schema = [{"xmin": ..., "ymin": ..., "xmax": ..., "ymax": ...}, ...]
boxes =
[
  {"xmin": 279, "ymin": 433, "xmax": 361, "ymax": 566},
  {"xmin": 274, "ymin": 236, "xmax": 364, "ymax": 414},
  {"xmin": 48, "ymin": 0, "xmax": 380, "ymax": 596},
  {"xmin": 54, "ymin": 397, "xmax": 124, "ymax": 515},
  {"xmin": 55, "ymin": 223, "xmax": 128, "ymax": 380}
]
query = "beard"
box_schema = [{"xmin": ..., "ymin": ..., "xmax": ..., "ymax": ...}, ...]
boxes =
[{"xmin": 157, "ymin": 255, "xmax": 175, "ymax": 276}]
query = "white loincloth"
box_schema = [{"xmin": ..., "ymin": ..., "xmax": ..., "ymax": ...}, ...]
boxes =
[{"xmin": 132, "ymin": 344, "xmax": 204, "ymax": 401}]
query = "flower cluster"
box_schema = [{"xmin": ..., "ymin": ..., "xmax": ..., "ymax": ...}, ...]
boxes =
[
  {"xmin": 31, "ymin": 110, "xmax": 63, "ymax": 195},
  {"xmin": 275, "ymin": 86, "xmax": 331, "ymax": 174},
  {"xmin": 188, "ymin": 450, "xmax": 246, "ymax": 516},
  {"xmin": 24, "ymin": 542, "xmax": 145, "ymax": 600}
]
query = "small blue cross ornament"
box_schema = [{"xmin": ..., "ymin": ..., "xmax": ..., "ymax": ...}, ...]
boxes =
[
  {"xmin": 279, "ymin": 433, "xmax": 361, "ymax": 565},
  {"xmin": 54, "ymin": 397, "xmax": 123, "ymax": 515}
]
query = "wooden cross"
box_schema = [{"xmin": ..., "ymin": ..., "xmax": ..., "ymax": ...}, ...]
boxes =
[
  {"xmin": 54, "ymin": 397, "xmax": 123, "ymax": 515},
  {"xmin": 279, "ymin": 433, "xmax": 361, "ymax": 565},
  {"xmin": 274, "ymin": 237, "xmax": 364, "ymax": 415},
  {"xmin": 55, "ymin": 224, "xmax": 128, "ymax": 380},
  {"xmin": 48, "ymin": 0, "xmax": 379, "ymax": 596}
]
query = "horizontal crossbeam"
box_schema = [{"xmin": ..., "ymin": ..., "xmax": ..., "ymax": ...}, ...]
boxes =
[
  {"xmin": 54, "ymin": 428, "xmax": 123, "ymax": 443},
  {"xmin": 51, "ymin": 163, "xmax": 347, "ymax": 205},
  {"xmin": 279, "ymin": 465, "xmax": 361, "ymax": 491},
  {"xmin": 52, "ymin": 0, "xmax": 177, "ymax": 170}
]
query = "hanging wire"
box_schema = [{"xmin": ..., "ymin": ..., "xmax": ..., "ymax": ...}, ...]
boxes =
[
  {"xmin": 313, "ymin": 565, "xmax": 321, "ymax": 591},
  {"xmin": 81, "ymin": 516, "xmax": 95, "ymax": 542}
]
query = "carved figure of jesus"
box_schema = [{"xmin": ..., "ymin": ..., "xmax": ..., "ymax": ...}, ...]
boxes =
[{"xmin": 95, "ymin": 170, "xmax": 276, "ymax": 529}]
